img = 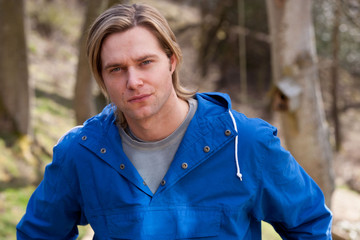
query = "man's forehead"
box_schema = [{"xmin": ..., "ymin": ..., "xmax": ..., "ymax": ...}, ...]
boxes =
[{"xmin": 100, "ymin": 28, "xmax": 166, "ymax": 66}]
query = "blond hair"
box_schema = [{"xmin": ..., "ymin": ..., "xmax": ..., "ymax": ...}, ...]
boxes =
[{"xmin": 86, "ymin": 3, "xmax": 194, "ymax": 126}]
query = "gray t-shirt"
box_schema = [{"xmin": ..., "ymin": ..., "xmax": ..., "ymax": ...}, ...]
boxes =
[{"xmin": 119, "ymin": 98, "xmax": 198, "ymax": 194}]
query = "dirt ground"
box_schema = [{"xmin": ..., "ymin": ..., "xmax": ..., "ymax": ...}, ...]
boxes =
[{"xmin": 332, "ymin": 188, "xmax": 360, "ymax": 239}]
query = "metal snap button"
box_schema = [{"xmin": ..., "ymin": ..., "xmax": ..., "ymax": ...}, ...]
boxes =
[
  {"xmin": 225, "ymin": 130, "xmax": 231, "ymax": 136},
  {"xmin": 100, "ymin": 148, "xmax": 106, "ymax": 154},
  {"xmin": 203, "ymin": 146, "xmax": 210, "ymax": 153},
  {"xmin": 181, "ymin": 162, "xmax": 188, "ymax": 169},
  {"xmin": 81, "ymin": 136, "xmax": 87, "ymax": 140},
  {"xmin": 161, "ymin": 180, "xmax": 166, "ymax": 186},
  {"xmin": 120, "ymin": 164, "xmax": 125, "ymax": 170}
]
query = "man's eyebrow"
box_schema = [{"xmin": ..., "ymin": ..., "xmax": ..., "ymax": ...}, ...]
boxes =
[
  {"xmin": 135, "ymin": 54, "xmax": 159, "ymax": 62},
  {"xmin": 103, "ymin": 54, "xmax": 160, "ymax": 70},
  {"xmin": 103, "ymin": 63, "xmax": 123, "ymax": 70}
]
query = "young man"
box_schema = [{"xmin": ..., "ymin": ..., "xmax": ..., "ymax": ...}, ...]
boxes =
[{"xmin": 17, "ymin": 3, "xmax": 332, "ymax": 239}]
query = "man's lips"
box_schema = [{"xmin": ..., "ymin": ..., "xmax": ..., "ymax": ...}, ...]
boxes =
[{"xmin": 128, "ymin": 94, "xmax": 151, "ymax": 103}]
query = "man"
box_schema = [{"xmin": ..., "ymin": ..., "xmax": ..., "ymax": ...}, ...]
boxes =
[{"xmin": 17, "ymin": 3, "xmax": 332, "ymax": 239}]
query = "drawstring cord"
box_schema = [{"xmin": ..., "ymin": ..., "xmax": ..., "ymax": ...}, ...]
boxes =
[{"xmin": 228, "ymin": 110, "xmax": 243, "ymax": 181}]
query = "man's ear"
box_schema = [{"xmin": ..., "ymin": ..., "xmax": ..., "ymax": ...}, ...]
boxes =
[{"xmin": 169, "ymin": 54, "xmax": 177, "ymax": 72}]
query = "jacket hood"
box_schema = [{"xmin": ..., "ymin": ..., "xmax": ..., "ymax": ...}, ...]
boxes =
[
  {"xmin": 195, "ymin": 92, "xmax": 232, "ymax": 110},
  {"xmin": 196, "ymin": 92, "xmax": 242, "ymax": 181}
]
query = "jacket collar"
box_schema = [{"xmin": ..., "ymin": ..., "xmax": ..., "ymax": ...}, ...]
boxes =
[{"xmin": 78, "ymin": 92, "xmax": 238, "ymax": 196}]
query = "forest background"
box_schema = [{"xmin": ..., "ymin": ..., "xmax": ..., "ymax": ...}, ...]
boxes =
[{"xmin": 0, "ymin": 0, "xmax": 359, "ymax": 239}]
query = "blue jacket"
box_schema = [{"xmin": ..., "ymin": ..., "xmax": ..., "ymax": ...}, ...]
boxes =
[{"xmin": 17, "ymin": 92, "xmax": 332, "ymax": 239}]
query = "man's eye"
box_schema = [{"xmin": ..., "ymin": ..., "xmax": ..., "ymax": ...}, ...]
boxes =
[
  {"xmin": 110, "ymin": 67, "xmax": 121, "ymax": 73},
  {"xmin": 141, "ymin": 60, "xmax": 152, "ymax": 66}
]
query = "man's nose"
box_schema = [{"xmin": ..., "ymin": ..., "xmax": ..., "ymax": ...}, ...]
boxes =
[{"xmin": 126, "ymin": 68, "xmax": 143, "ymax": 89}]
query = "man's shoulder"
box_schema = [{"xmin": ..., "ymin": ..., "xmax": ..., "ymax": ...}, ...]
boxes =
[
  {"xmin": 56, "ymin": 125, "xmax": 84, "ymax": 146},
  {"xmin": 230, "ymin": 110, "xmax": 278, "ymax": 141}
]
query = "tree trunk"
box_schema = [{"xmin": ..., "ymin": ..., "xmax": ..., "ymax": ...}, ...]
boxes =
[
  {"xmin": 74, "ymin": 0, "xmax": 124, "ymax": 124},
  {"xmin": 0, "ymin": 0, "xmax": 31, "ymax": 135},
  {"xmin": 238, "ymin": 0, "xmax": 247, "ymax": 104},
  {"xmin": 74, "ymin": 0, "xmax": 104, "ymax": 124},
  {"xmin": 266, "ymin": 0, "xmax": 335, "ymax": 207},
  {"xmin": 331, "ymin": 0, "xmax": 341, "ymax": 152}
]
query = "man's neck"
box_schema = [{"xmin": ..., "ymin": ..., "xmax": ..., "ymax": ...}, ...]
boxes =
[{"xmin": 125, "ymin": 97, "xmax": 189, "ymax": 142}]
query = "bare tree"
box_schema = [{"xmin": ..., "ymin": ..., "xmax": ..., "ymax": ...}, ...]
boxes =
[
  {"xmin": 197, "ymin": 0, "xmax": 271, "ymax": 102},
  {"xmin": 74, "ymin": 0, "xmax": 126, "ymax": 124},
  {"xmin": 0, "ymin": 0, "xmax": 31, "ymax": 136},
  {"xmin": 238, "ymin": 0, "xmax": 247, "ymax": 103},
  {"xmin": 74, "ymin": 0, "xmax": 105, "ymax": 124},
  {"xmin": 332, "ymin": 0, "xmax": 342, "ymax": 151},
  {"xmin": 266, "ymin": 0, "xmax": 335, "ymax": 206}
]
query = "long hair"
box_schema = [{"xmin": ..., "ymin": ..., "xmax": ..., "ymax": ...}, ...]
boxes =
[{"xmin": 86, "ymin": 3, "xmax": 194, "ymax": 127}]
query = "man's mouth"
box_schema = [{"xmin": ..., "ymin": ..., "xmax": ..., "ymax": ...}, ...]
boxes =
[{"xmin": 128, "ymin": 94, "xmax": 151, "ymax": 103}]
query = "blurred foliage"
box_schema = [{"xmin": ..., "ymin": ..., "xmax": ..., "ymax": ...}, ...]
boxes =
[
  {"xmin": 0, "ymin": 138, "xmax": 20, "ymax": 182},
  {"xmin": 0, "ymin": 186, "xmax": 35, "ymax": 239},
  {"xmin": 196, "ymin": 0, "xmax": 271, "ymax": 101},
  {"xmin": 27, "ymin": 0, "xmax": 83, "ymax": 43},
  {"xmin": 0, "ymin": 0, "xmax": 80, "ymax": 188},
  {"xmin": 314, "ymin": 0, "xmax": 360, "ymax": 76}
]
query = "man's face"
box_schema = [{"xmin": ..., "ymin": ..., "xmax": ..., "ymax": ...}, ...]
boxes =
[{"xmin": 101, "ymin": 26, "xmax": 177, "ymax": 125}]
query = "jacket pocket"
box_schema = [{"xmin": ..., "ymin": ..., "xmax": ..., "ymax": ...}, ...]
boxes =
[{"xmin": 106, "ymin": 206, "xmax": 221, "ymax": 239}]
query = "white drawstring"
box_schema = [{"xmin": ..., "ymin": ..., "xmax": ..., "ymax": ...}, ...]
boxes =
[{"xmin": 228, "ymin": 110, "xmax": 243, "ymax": 181}]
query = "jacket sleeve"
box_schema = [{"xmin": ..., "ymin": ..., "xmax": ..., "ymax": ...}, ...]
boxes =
[
  {"xmin": 16, "ymin": 141, "xmax": 84, "ymax": 239},
  {"xmin": 251, "ymin": 125, "xmax": 332, "ymax": 239}
]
